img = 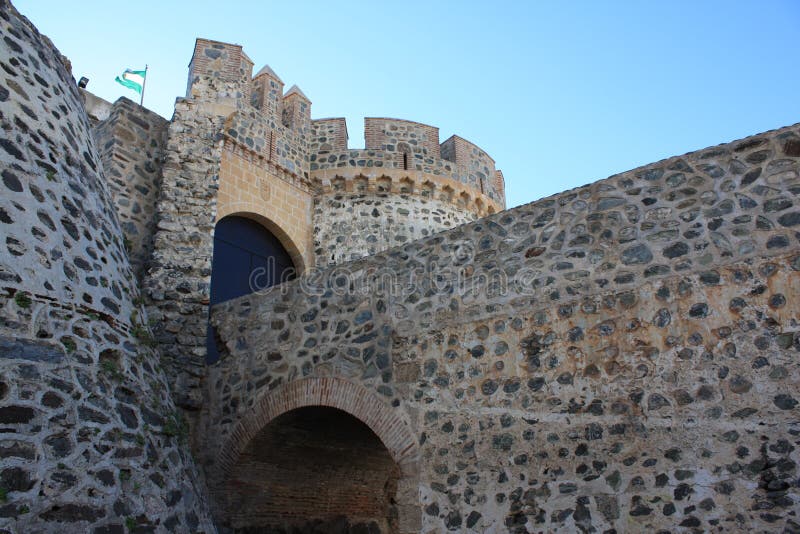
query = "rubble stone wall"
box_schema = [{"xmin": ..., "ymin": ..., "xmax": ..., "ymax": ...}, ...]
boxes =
[
  {"xmin": 91, "ymin": 96, "xmax": 169, "ymax": 279},
  {"xmin": 0, "ymin": 2, "xmax": 214, "ymax": 531},
  {"xmin": 211, "ymin": 122, "xmax": 800, "ymax": 532},
  {"xmin": 311, "ymin": 118, "xmax": 505, "ymax": 208},
  {"xmin": 146, "ymin": 38, "xmax": 505, "ymax": 410},
  {"xmin": 144, "ymin": 84, "xmax": 227, "ymax": 411},
  {"xmin": 313, "ymin": 191, "xmax": 476, "ymax": 266},
  {"xmin": 4, "ymin": 2, "xmax": 800, "ymax": 531}
]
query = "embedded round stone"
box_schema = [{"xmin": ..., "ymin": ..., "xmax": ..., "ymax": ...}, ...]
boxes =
[
  {"xmin": 621, "ymin": 244, "xmax": 653, "ymax": 265},
  {"xmin": 663, "ymin": 242, "xmax": 689, "ymax": 259}
]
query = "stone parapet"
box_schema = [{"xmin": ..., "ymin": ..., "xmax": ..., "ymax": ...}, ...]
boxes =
[
  {"xmin": 311, "ymin": 118, "xmax": 506, "ymax": 206},
  {"xmin": 210, "ymin": 120, "xmax": 800, "ymax": 532},
  {"xmin": 311, "ymin": 167, "xmax": 501, "ymax": 266},
  {"xmin": 314, "ymin": 167, "xmax": 502, "ymax": 215}
]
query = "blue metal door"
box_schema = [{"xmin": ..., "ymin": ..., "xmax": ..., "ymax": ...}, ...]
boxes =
[{"xmin": 207, "ymin": 216, "xmax": 296, "ymax": 363}]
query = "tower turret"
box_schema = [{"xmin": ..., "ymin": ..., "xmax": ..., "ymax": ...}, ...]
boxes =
[
  {"xmin": 252, "ymin": 64, "xmax": 284, "ymax": 125},
  {"xmin": 187, "ymin": 38, "xmax": 253, "ymax": 101},
  {"xmin": 282, "ymin": 84, "xmax": 312, "ymax": 134}
]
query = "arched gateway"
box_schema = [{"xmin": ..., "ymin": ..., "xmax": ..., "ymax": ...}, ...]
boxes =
[
  {"xmin": 209, "ymin": 378, "xmax": 421, "ymax": 533},
  {"xmin": 207, "ymin": 215, "xmax": 297, "ymax": 363}
]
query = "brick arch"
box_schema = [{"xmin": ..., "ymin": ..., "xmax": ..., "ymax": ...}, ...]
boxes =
[
  {"xmin": 212, "ymin": 377, "xmax": 419, "ymax": 481},
  {"xmin": 215, "ymin": 208, "xmax": 306, "ymax": 274}
]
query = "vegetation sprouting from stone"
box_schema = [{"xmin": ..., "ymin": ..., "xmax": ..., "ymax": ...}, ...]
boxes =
[{"xmin": 13, "ymin": 291, "xmax": 31, "ymax": 308}]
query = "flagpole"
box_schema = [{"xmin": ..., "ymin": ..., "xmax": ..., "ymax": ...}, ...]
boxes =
[{"xmin": 140, "ymin": 64, "xmax": 147, "ymax": 107}]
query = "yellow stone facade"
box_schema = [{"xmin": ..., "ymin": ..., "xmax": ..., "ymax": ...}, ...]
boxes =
[{"xmin": 217, "ymin": 141, "xmax": 313, "ymax": 272}]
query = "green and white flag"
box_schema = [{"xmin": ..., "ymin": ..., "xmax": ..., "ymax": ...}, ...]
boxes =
[{"xmin": 115, "ymin": 68, "xmax": 146, "ymax": 94}]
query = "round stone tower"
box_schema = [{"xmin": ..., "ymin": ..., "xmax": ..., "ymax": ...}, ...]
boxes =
[
  {"xmin": 310, "ymin": 117, "xmax": 505, "ymax": 266},
  {"xmin": 0, "ymin": 2, "xmax": 213, "ymax": 530}
]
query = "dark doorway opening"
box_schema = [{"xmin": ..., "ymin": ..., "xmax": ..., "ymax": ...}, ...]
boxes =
[
  {"xmin": 217, "ymin": 406, "xmax": 400, "ymax": 533},
  {"xmin": 207, "ymin": 216, "xmax": 296, "ymax": 363}
]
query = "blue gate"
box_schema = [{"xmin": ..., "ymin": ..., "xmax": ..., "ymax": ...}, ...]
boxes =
[{"xmin": 207, "ymin": 216, "xmax": 296, "ymax": 363}]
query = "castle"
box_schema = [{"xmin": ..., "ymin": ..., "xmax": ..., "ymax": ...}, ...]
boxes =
[{"xmin": 1, "ymin": 1, "xmax": 800, "ymax": 532}]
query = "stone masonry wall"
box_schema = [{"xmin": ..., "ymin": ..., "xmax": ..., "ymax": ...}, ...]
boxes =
[
  {"xmin": 440, "ymin": 135, "xmax": 500, "ymax": 203},
  {"xmin": 145, "ymin": 40, "xmax": 319, "ymax": 412},
  {"xmin": 365, "ymin": 117, "xmax": 442, "ymax": 160},
  {"xmin": 91, "ymin": 96, "xmax": 169, "ymax": 279},
  {"xmin": 146, "ymin": 38, "xmax": 506, "ymax": 414},
  {"xmin": 310, "ymin": 116, "xmax": 504, "ymax": 268},
  {"xmin": 314, "ymin": 192, "xmax": 476, "ymax": 266},
  {"xmin": 0, "ymin": 2, "xmax": 215, "ymax": 531},
  {"xmin": 310, "ymin": 117, "xmax": 348, "ymax": 153},
  {"xmin": 412, "ymin": 253, "xmax": 800, "ymax": 533},
  {"xmin": 144, "ymin": 83, "xmax": 228, "ymax": 411},
  {"xmin": 187, "ymin": 38, "xmax": 253, "ymax": 110},
  {"xmin": 210, "ymin": 121, "xmax": 800, "ymax": 532}
]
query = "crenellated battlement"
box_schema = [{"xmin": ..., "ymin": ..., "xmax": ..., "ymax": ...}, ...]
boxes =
[
  {"xmin": 309, "ymin": 118, "xmax": 505, "ymax": 206},
  {"xmin": 179, "ymin": 38, "xmax": 507, "ymax": 268},
  {"xmin": 185, "ymin": 38, "xmax": 506, "ymax": 212},
  {"xmin": 364, "ymin": 117, "xmax": 442, "ymax": 159}
]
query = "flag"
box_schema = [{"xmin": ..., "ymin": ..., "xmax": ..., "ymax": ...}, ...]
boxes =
[{"xmin": 115, "ymin": 68, "xmax": 146, "ymax": 94}]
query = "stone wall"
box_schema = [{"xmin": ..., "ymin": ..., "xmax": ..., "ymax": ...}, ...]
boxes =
[
  {"xmin": 0, "ymin": 2, "xmax": 214, "ymax": 531},
  {"xmin": 187, "ymin": 38, "xmax": 253, "ymax": 108},
  {"xmin": 365, "ymin": 117, "xmax": 442, "ymax": 161},
  {"xmin": 144, "ymin": 81, "xmax": 228, "ymax": 411},
  {"xmin": 91, "ymin": 96, "xmax": 169, "ymax": 279},
  {"xmin": 310, "ymin": 117, "xmax": 504, "ymax": 267},
  {"xmin": 7, "ymin": 6, "xmax": 799, "ymax": 530},
  {"xmin": 310, "ymin": 117, "xmax": 348, "ymax": 153},
  {"xmin": 81, "ymin": 90, "xmax": 112, "ymax": 126},
  {"xmin": 440, "ymin": 134, "xmax": 500, "ymax": 203},
  {"xmin": 314, "ymin": 192, "xmax": 476, "ymax": 266},
  {"xmin": 146, "ymin": 38, "xmax": 506, "ymax": 412},
  {"xmin": 145, "ymin": 41, "xmax": 319, "ymax": 411},
  {"xmin": 210, "ymin": 121, "xmax": 800, "ymax": 532},
  {"xmin": 413, "ymin": 253, "xmax": 799, "ymax": 533}
]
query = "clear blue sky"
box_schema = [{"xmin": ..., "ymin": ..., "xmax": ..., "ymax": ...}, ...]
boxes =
[{"xmin": 15, "ymin": 0, "xmax": 800, "ymax": 208}]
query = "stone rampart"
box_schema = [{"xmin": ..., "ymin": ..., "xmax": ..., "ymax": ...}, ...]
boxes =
[
  {"xmin": 210, "ymin": 121, "xmax": 800, "ymax": 532},
  {"xmin": 309, "ymin": 116, "xmax": 504, "ymax": 266},
  {"xmin": 312, "ymin": 183, "xmax": 479, "ymax": 266},
  {"xmin": 5, "ymin": 6, "xmax": 799, "ymax": 529}
]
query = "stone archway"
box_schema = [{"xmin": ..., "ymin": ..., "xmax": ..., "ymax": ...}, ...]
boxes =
[{"xmin": 210, "ymin": 377, "xmax": 421, "ymax": 533}]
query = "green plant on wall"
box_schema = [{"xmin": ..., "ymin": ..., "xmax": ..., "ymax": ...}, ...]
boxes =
[
  {"xmin": 101, "ymin": 359, "xmax": 124, "ymax": 381},
  {"xmin": 162, "ymin": 411, "xmax": 188, "ymax": 442},
  {"xmin": 14, "ymin": 291, "xmax": 31, "ymax": 308},
  {"xmin": 130, "ymin": 310, "xmax": 157, "ymax": 347},
  {"xmin": 60, "ymin": 336, "xmax": 76, "ymax": 352}
]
